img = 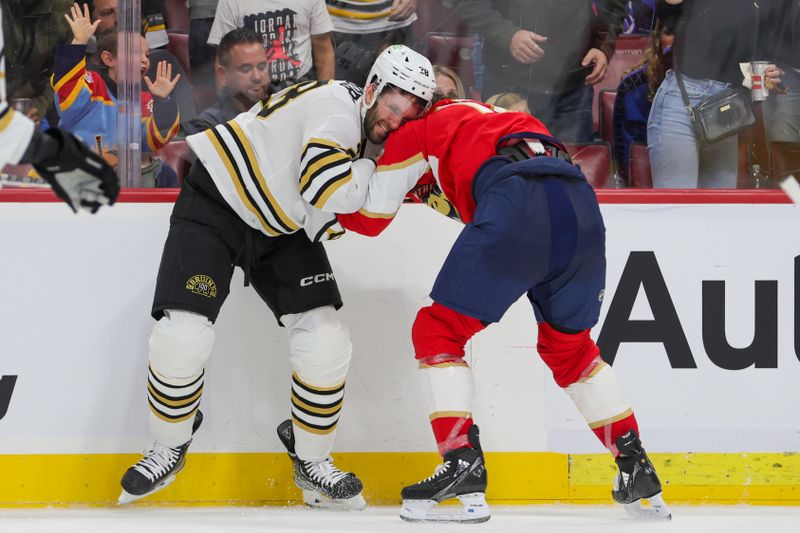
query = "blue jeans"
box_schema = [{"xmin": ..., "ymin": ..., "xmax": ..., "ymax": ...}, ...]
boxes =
[
  {"xmin": 647, "ymin": 70, "xmax": 738, "ymax": 188},
  {"xmin": 764, "ymin": 66, "xmax": 800, "ymax": 143}
]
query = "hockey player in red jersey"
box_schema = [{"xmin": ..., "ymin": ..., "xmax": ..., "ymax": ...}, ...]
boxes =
[{"xmin": 338, "ymin": 99, "xmax": 671, "ymax": 523}]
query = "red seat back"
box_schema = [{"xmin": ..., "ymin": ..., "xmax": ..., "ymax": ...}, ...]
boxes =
[
  {"xmin": 628, "ymin": 142, "xmax": 652, "ymax": 188},
  {"xmin": 599, "ymin": 89, "xmax": 616, "ymax": 144},
  {"xmin": 425, "ymin": 33, "xmax": 478, "ymax": 97},
  {"xmin": 592, "ymin": 35, "xmax": 648, "ymax": 134},
  {"xmin": 167, "ymin": 32, "xmax": 191, "ymax": 77},
  {"xmin": 566, "ymin": 142, "xmax": 614, "ymax": 188},
  {"xmin": 164, "ymin": 0, "xmax": 190, "ymax": 33},
  {"xmin": 770, "ymin": 142, "xmax": 800, "ymax": 181}
]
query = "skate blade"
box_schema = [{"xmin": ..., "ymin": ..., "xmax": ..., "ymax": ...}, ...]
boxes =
[
  {"xmin": 400, "ymin": 492, "xmax": 491, "ymax": 523},
  {"xmin": 117, "ymin": 475, "xmax": 177, "ymax": 505},
  {"xmin": 622, "ymin": 492, "xmax": 672, "ymax": 520},
  {"xmin": 302, "ymin": 490, "xmax": 367, "ymax": 511}
]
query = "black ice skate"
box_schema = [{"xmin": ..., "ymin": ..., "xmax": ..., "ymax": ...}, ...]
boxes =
[
  {"xmin": 399, "ymin": 424, "xmax": 490, "ymax": 523},
  {"xmin": 612, "ymin": 429, "xmax": 671, "ymax": 520},
  {"xmin": 118, "ymin": 410, "xmax": 203, "ymax": 504},
  {"xmin": 276, "ymin": 419, "xmax": 366, "ymax": 510}
]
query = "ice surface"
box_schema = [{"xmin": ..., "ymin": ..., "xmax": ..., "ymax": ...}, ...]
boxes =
[{"xmin": 0, "ymin": 505, "xmax": 796, "ymax": 533}]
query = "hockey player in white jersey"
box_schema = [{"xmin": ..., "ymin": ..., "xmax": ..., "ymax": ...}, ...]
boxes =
[
  {"xmin": 118, "ymin": 45, "xmax": 436, "ymax": 508},
  {"xmin": 0, "ymin": 9, "xmax": 118, "ymax": 212}
]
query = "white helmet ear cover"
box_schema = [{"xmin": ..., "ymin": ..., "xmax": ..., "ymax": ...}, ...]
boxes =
[{"xmin": 363, "ymin": 44, "xmax": 437, "ymax": 111}]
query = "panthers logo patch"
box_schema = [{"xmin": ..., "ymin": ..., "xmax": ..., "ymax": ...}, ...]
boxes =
[{"xmin": 186, "ymin": 274, "xmax": 217, "ymax": 298}]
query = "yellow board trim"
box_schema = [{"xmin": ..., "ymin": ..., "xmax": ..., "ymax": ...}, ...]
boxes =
[{"xmin": 1, "ymin": 452, "xmax": 800, "ymax": 506}]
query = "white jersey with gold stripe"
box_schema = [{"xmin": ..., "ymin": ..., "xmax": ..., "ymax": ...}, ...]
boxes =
[
  {"xmin": 187, "ymin": 80, "xmax": 374, "ymax": 242},
  {"xmin": 0, "ymin": 9, "xmax": 36, "ymax": 168},
  {"xmin": 326, "ymin": 0, "xmax": 417, "ymax": 33}
]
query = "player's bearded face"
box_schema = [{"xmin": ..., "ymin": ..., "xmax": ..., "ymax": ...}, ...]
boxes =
[{"xmin": 364, "ymin": 88, "xmax": 425, "ymax": 144}]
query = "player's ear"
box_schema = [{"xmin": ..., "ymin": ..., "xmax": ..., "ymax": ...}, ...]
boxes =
[{"xmin": 365, "ymin": 83, "xmax": 376, "ymax": 107}]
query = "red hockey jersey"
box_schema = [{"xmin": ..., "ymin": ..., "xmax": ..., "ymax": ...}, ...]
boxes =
[{"xmin": 338, "ymin": 99, "xmax": 552, "ymax": 236}]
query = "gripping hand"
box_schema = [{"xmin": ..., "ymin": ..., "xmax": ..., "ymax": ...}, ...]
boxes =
[{"xmin": 31, "ymin": 128, "xmax": 120, "ymax": 213}]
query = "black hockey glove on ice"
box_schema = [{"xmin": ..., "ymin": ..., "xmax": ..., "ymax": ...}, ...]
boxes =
[{"xmin": 23, "ymin": 128, "xmax": 120, "ymax": 213}]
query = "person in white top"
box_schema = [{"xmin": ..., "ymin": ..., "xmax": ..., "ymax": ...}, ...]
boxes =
[
  {"xmin": 0, "ymin": 8, "xmax": 118, "ymax": 212},
  {"xmin": 326, "ymin": 0, "xmax": 418, "ymax": 85},
  {"xmin": 208, "ymin": 0, "xmax": 335, "ymax": 84},
  {"xmin": 118, "ymin": 45, "xmax": 437, "ymax": 510}
]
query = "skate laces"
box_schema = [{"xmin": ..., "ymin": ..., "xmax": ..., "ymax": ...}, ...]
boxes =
[
  {"xmin": 302, "ymin": 457, "xmax": 349, "ymax": 487},
  {"xmin": 133, "ymin": 443, "xmax": 181, "ymax": 482},
  {"xmin": 422, "ymin": 460, "xmax": 451, "ymax": 483}
]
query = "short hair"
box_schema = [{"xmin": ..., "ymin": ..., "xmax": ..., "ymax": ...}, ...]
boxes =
[
  {"xmin": 433, "ymin": 64, "xmax": 465, "ymax": 99},
  {"xmin": 217, "ymin": 27, "xmax": 263, "ymax": 67},
  {"xmin": 485, "ymin": 92, "xmax": 529, "ymax": 112},
  {"xmin": 96, "ymin": 27, "xmax": 118, "ymax": 57}
]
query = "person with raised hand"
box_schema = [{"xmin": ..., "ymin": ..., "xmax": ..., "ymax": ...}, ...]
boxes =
[{"xmin": 54, "ymin": 2, "xmax": 180, "ymax": 186}]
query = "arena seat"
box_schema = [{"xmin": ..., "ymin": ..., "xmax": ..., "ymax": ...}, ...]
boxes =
[
  {"xmin": 769, "ymin": 142, "xmax": 800, "ymax": 182},
  {"xmin": 599, "ymin": 89, "xmax": 616, "ymax": 144},
  {"xmin": 164, "ymin": 0, "xmax": 190, "ymax": 33},
  {"xmin": 592, "ymin": 35, "xmax": 649, "ymax": 134},
  {"xmin": 412, "ymin": 3, "xmax": 469, "ymax": 44},
  {"xmin": 158, "ymin": 140, "xmax": 192, "ymax": 184},
  {"xmin": 628, "ymin": 142, "xmax": 652, "ymax": 188},
  {"xmin": 425, "ymin": 33, "xmax": 478, "ymax": 97},
  {"xmin": 566, "ymin": 142, "xmax": 614, "ymax": 188},
  {"xmin": 167, "ymin": 32, "xmax": 191, "ymax": 77}
]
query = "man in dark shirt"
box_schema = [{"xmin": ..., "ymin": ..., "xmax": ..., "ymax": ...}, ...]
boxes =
[
  {"xmin": 455, "ymin": 0, "xmax": 626, "ymax": 142},
  {"xmin": 185, "ymin": 27, "xmax": 270, "ymax": 135}
]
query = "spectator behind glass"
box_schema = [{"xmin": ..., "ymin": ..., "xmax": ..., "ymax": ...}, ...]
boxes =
[
  {"xmin": 326, "ymin": 0, "xmax": 417, "ymax": 85},
  {"xmin": 53, "ymin": 3, "xmax": 181, "ymax": 186},
  {"xmin": 763, "ymin": 0, "xmax": 800, "ymax": 143},
  {"xmin": 1, "ymin": 0, "xmax": 73, "ymax": 127},
  {"xmin": 207, "ymin": 0, "xmax": 335, "ymax": 86},
  {"xmin": 83, "ymin": 0, "xmax": 199, "ymax": 131},
  {"xmin": 184, "ymin": 27, "xmax": 270, "ymax": 135},
  {"xmin": 434, "ymin": 65, "xmax": 466, "ymax": 99},
  {"xmin": 485, "ymin": 92, "xmax": 531, "ymax": 113},
  {"xmin": 455, "ymin": 0, "xmax": 626, "ymax": 142},
  {"xmin": 188, "ymin": 0, "xmax": 220, "ymax": 95},
  {"xmin": 613, "ymin": 19, "xmax": 673, "ymax": 185},
  {"xmin": 648, "ymin": 0, "xmax": 785, "ymax": 188}
]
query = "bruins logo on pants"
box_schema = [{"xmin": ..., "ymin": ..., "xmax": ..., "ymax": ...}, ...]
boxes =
[{"xmin": 186, "ymin": 274, "xmax": 217, "ymax": 298}]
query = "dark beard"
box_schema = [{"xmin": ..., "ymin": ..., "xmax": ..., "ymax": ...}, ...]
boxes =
[{"xmin": 362, "ymin": 105, "xmax": 384, "ymax": 144}]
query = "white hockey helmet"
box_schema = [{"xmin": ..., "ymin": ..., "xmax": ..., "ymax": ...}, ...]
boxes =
[{"xmin": 363, "ymin": 44, "xmax": 437, "ymax": 111}]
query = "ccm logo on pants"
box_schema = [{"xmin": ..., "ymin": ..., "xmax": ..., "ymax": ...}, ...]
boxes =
[{"xmin": 300, "ymin": 273, "xmax": 335, "ymax": 286}]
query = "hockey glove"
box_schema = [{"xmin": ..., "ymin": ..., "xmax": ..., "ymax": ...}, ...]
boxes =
[{"xmin": 28, "ymin": 128, "xmax": 120, "ymax": 213}]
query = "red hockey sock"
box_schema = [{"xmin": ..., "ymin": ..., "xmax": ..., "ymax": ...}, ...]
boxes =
[
  {"xmin": 431, "ymin": 415, "xmax": 474, "ymax": 456},
  {"xmin": 592, "ymin": 412, "xmax": 640, "ymax": 457}
]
